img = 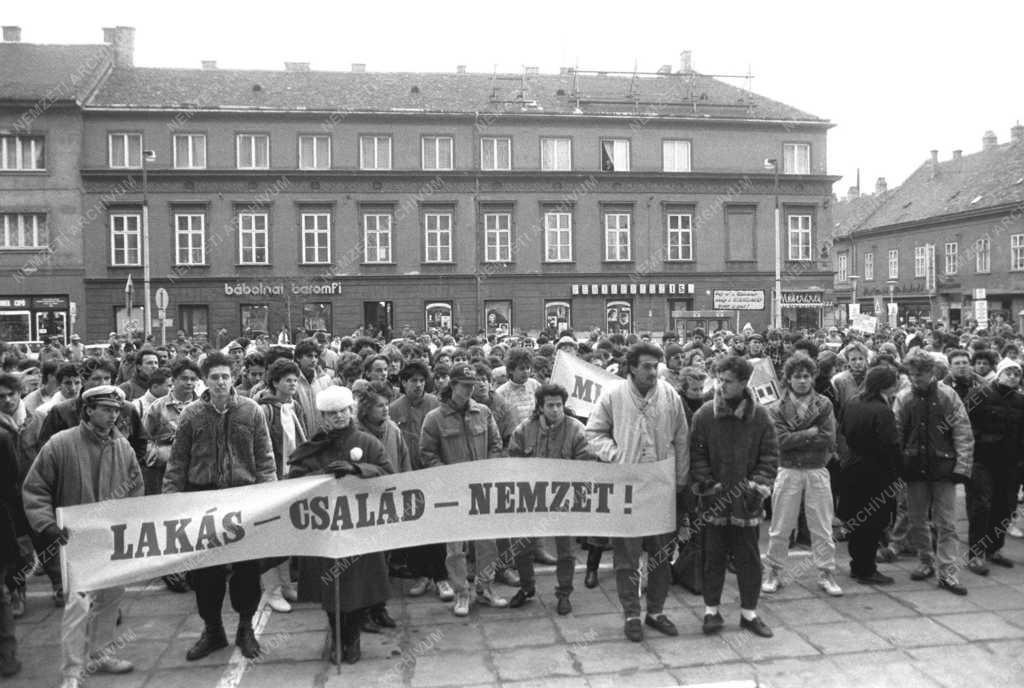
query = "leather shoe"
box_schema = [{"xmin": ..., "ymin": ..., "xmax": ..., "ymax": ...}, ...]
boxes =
[
  {"xmin": 362, "ymin": 616, "xmax": 382, "ymax": 634},
  {"xmin": 584, "ymin": 568, "xmax": 599, "ymax": 589},
  {"xmin": 556, "ymin": 595, "xmax": 572, "ymax": 615},
  {"xmin": 853, "ymin": 571, "xmax": 895, "ymax": 585},
  {"xmin": 235, "ymin": 626, "xmax": 261, "ymax": 659},
  {"xmin": 534, "ymin": 549, "xmax": 558, "ymax": 565},
  {"xmin": 644, "ymin": 613, "xmax": 678, "ymax": 637},
  {"xmin": 702, "ymin": 612, "xmax": 724, "ymax": 635},
  {"xmin": 938, "ymin": 576, "xmax": 968, "ymax": 596},
  {"xmin": 186, "ymin": 626, "xmax": 228, "ymax": 661},
  {"xmin": 623, "ymin": 617, "xmax": 643, "ymax": 642},
  {"xmin": 740, "ymin": 615, "xmax": 774, "ymax": 638},
  {"xmin": 342, "ymin": 638, "xmax": 361, "ymax": 664},
  {"xmin": 909, "ymin": 564, "xmax": 936, "ymax": 581},
  {"xmin": 508, "ymin": 587, "xmax": 536, "ymax": 609},
  {"xmin": 372, "ymin": 607, "xmax": 397, "ymax": 628},
  {"xmin": 988, "ymin": 551, "xmax": 1014, "ymax": 568},
  {"xmin": 967, "ymin": 557, "xmax": 990, "ymax": 576},
  {"xmin": 495, "ymin": 568, "xmax": 521, "ymax": 587}
]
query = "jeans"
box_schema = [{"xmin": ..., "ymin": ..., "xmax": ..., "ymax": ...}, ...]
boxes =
[
  {"xmin": 766, "ymin": 467, "xmax": 837, "ymax": 573},
  {"xmin": 611, "ymin": 533, "xmax": 673, "ymax": 619},
  {"xmin": 704, "ymin": 525, "xmax": 761, "ymax": 610},
  {"xmin": 967, "ymin": 462, "xmax": 1017, "ymax": 557},
  {"xmin": 445, "ymin": 540, "xmax": 498, "ymax": 594},
  {"xmin": 190, "ymin": 561, "xmax": 262, "ymax": 630},
  {"xmin": 61, "ymin": 586, "xmax": 124, "ymax": 679},
  {"xmin": 514, "ymin": 536, "xmax": 576, "ymax": 596},
  {"xmin": 906, "ymin": 481, "xmax": 958, "ymax": 574}
]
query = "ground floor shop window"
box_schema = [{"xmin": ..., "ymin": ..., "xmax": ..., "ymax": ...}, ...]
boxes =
[
  {"xmin": 35, "ymin": 311, "xmax": 67, "ymax": 344},
  {"xmin": 363, "ymin": 301, "xmax": 393, "ymax": 339},
  {"xmin": 425, "ymin": 301, "xmax": 453, "ymax": 333},
  {"xmin": 782, "ymin": 308, "xmax": 821, "ymax": 330},
  {"xmin": 0, "ymin": 310, "xmax": 30, "ymax": 341},
  {"xmin": 240, "ymin": 304, "xmax": 269, "ymax": 337},
  {"xmin": 544, "ymin": 301, "xmax": 571, "ymax": 334},
  {"xmin": 485, "ymin": 300, "xmax": 512, "ymax": 338},
  {"xmin": 179, "ymin": 305, "xmax": 209, "ymax": 341},
  {"xmin": 114, "ymin": 306, "xmax": 144, "ymax": 336},
  {"xmin": 606, "ymin": 299, "xmax": 633, "ymax": 335},
  {"xmin": 667, "ymin": 298, "xmax": 694, "ymax": 334},
  {"xmin": 302, "ymin": 302, "xmax": 332, "ymax": 334}
]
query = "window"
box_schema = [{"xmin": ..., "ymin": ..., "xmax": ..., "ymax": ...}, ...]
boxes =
[
  {"xmin": 600, "ymin": 139, "xmax": 630, "ymax": 172},
  {"xmin": 360, "ymin": 135, "xmax": 392, "ymax": 170},
  {"xmin": 787, "ymin": 214, "xmax": 812, "ymax": 261},
  {"xmin": 944, "ymin": 242, "xmax": 958, "ymax": 275},
  {"xmin": 484, "ymin": 213, "xmax": 511, "ymax": 262},
  {"xmin": 109, "ymin": 213, "xmax": 140, "ymax": 265},
  {"xmin": 976, "ymin": 237, "xmax": 991, "ymax": 273},
  {"xmin": 240, "ymin": 304, "xmax": 269, "ymax": 336},
  {"xmin": 863, "ymin": 252, "xmax": 874, "ymax": 281},
  {"xmin": 604, "ymin": 212, "xmax": 631, "ymax": 261},
  {"xmin": 301, "ymin": 213, "xmax": 331, "ymax": 264},
  {"xmin": 303, "ymin": 303, "xmax": 332, "ymax": 333},
  {"xmin": 236, "ymin": 134, "xmax": 269, "ymax": 169},
  {"xmin": 666, "ymin": 212, "xmax": 693, "ymax": 261},
  {"xmin": 175, "ymin": 214, "xmax": 206, "ymax": 265},
  {"xmin": 299, "ymin": 135, "xmax": 330, "ymax": 169},
  {"xmin": 173, "ymin": 134, "xmax": 206, "ymax": 169},
  {"xmin": 540, "ymin": 137, "xmax": 571, "ymax": 171},
  {"xmin": 888, "ymin": 249, "xmax": 899, "ymax": 279},
  {"xmin": 178, "ymin": 305, "xmax": 209, "ymax": 340},
  {"xmin": 662, "ymin": 140, "xmax": 691, "ymax": 172},
  {"xmin": 544, "ymin": 212, "xmax": 572, "ymax": 262},
  {"xmin": 238, "ymin": 213, "xmax": 268, "ymax": 265},
  {"xmin": 480, "ymin": 137, "xmax": 511, "ymax": 171},
  {"xmin": 109, "ymin": 133, "xmax": 142, "ymax": 168},
  {"xmin": 363, "ymin": 214, "xmax": 392, "ymax": 263},
  {"xmin": 0, "ymin": 135, "xmax": 45, "ymax": 170},
  {"xmin": 837, "ymin": 253, "xmax": 848, "ymax": 282},
  {"xmin": 1012, "ymin": 235, "xmax": 1024, "ymax": 271},
  {"xmin": 424, "ymin": 212, "xmax": 453, "ymax": 262},
  {"xmin": 783, "ymin": 143, "xmax": 810, "ymax": 174},
  {"xmin": 606, "ymin": 299, "xmax": 633, "ymax": 334},
  {"xmin": 544, "ymin": 301, "xmax": 571, "ymax": 332},
  {"xmin": 0, "ymin": 213, "xmax": 47, "ymax": 250},
  {"xmin": 914, "ymin": 245, "xmax": 928, "ymax": 277},
  {"xmin": 422, "ymin": 136, "xmax": 453, "ymax": 170}
]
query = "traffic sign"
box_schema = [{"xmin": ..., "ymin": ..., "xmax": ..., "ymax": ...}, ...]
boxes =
[{"xmin": 155, "ymin": 288, "xmax": 169, "ymax": 310}]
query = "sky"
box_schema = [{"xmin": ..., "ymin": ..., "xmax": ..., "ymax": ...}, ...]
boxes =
[{"xmin": 8, "ymin": 0, "xmax": 1023, "ymax": 196}]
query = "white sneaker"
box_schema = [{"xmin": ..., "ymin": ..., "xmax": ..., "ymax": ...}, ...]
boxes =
[
  {"xmin": 452, "ymin": 591, "xmax": 471, "ymax": 617},
  {"xmin": 1009, "ymin": 525, "xmax": 1024, "ymax": 539},
  {"xmin": 408, "ymin": 577, "xmax": 431, "ymax": 597},
  {"xmin": 818, "ymin": 571, "xmax": 843, "ymax": 597},
  {"xmin": 436, "ymin": 579, "xmax": 455, "ymax": 602},
  {"xmin": 59, "ymin": 678, "xmax": 83, "ymax": 688},
  {"xmin": 90, "ymin": 656, "xmax": 134, "ymax": 674},
  {"xmin": 761, "ymin": 568, "xmax": 781, "ymax": 594},
  {"xmin": 475, "ymin": 585, "xmax": 509, "ymax": 608},
  {"xmin": 266, "ymin": 587, "xmax": 292, "ymax": 613}
]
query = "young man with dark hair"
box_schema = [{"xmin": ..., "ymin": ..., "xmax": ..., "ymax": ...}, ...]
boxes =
[
  {"xmin": 293, "ymin": 339, "xmax": 333, "ymax": 438},
  {"xmin": 586, "ymin": 342, "xmax": 689, "ymax": 642},
  {"xmin": 119, "ymin": 348, "xmax": 160, "ymax": 401},
  {"xmin": 164, "ymin": 351, "xmax": 276, "ymax": 661},
  {"xmin": 691, "ymin": 355, "xmax": 778, "ymax": 638},
  {"xmin": 972, "ymin": 349, "xmax": 999, "ymax": 382},
  {"xmin": 22, "ymin": 360, "xmax": 59, "ymax": 415}
]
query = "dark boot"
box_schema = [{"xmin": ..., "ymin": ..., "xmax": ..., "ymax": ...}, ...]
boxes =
[
  {"xmin": 341, "ymin": 611, "xmax": 362, "ymax": 664},
  {"xmin": 585, "ymin": 549, "xmax": 602, "ymax": 589}
]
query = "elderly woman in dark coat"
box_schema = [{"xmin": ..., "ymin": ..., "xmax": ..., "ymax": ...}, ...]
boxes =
[{"xmin": 288, "ymin": 386, "xmax": 393, "ymax": 665}]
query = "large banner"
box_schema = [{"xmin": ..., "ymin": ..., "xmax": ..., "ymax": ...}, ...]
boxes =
[
  {"xmin": 58, "ymin": 458, "xmax": 674, "ymax": 592},
  {"xmin": 550, "ymin": 350, "xmax": 621, "ymax": 418}
]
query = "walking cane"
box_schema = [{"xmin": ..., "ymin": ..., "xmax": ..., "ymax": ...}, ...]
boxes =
[{"xmin": 333, "ymin": 559, "xmax": 342, "ymax": 675}]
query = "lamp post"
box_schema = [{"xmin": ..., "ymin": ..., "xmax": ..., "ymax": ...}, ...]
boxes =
[
  {"xmin": 142, "ymin": 149, "xmax": 156, "ymax": 340},
  {"xmin": 764, "ymin": 158, "xmax": 781, "ymax": 328}
]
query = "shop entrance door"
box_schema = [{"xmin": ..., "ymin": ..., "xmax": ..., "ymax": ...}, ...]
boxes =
[{"xmin": 363, "ymin": 301, "xmax": 393, "ymax": 339}]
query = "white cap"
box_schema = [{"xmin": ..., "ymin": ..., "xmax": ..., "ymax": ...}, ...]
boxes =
[{"xmin": 316, "ymin": 385, "xmax": 355, "ymax": 411}]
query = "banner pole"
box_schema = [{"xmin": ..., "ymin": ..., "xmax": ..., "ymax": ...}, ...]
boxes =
[{"xmin": 334, "ymin": 562, "xmax": 341, "ymax": 674}]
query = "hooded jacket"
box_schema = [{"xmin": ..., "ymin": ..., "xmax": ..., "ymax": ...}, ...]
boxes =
[{"xmin": 893, "ymin": 380, "xmax": 973, "ymax": 482}]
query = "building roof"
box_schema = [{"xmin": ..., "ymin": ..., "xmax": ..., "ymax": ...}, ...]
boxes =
[
  {"xmin": 0, "ymin": 43, "xmax": 112, "ymax": 103},
  {"xmin": 835, "ymin": 139, "xmax": 1024, "ymax": 238},
  {"xmin": 87, "ymin": 66, "xmax": 825, "ymax": 122}
]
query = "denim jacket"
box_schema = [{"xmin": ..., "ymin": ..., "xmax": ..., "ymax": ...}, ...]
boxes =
[{"xmin": 419, "ymin": 398, "xmax": 502, "ymax": 466}]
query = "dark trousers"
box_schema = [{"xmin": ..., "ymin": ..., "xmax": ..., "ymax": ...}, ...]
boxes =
[
  {"xmin": 611, "ymin": 533, "xmax": 673, "ymax": 618},
  {"xmin": 405, "ymin": 542, "xmax": 448, "ymax": 582},
  {"xmin": 513, "ymin": 536, "xmax": 576, "ymax": 596},
  {"xmin": 189, "ymin": 560, "xmax": 262, "ymax": 630},
  {"xmin": 967, "ymin": 462, "xmax": 1017, "ymax": 557},
  {"xmin": 0, "ymin": 565, "xmax": 15, "ymax": 663},
  {"xmin": 703, "ymin": 525, "xmax": 761, "ymax": 610},
  {"xmin": 29, "ymin": 529, "xmax": 61, "ymax": 588},
  {"xmin": 847, "ymin": 523, "xmax": 884, "ymax": 577}
]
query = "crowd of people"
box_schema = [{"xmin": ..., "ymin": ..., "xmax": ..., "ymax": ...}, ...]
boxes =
[{"xmin": 0, "ymin": 318, "xmax": 1022, "ymax": 686}]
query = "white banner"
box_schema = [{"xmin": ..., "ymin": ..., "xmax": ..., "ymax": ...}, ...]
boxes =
[
  {"xmin": 58, "ymin": 458, "xmax": 674, "ymax": 592},
  {"xmin": 550, "ymin": 350, "xmax": 621, "ymax": 419},
  {"xmin": 850, "ymin": 313, "xmax": 878, "ymax": 333}
]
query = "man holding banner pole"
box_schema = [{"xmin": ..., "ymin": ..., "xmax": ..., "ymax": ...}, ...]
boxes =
[{"xmin": 585, "ymin": 342, "xmax": 690, "ymax": 643}]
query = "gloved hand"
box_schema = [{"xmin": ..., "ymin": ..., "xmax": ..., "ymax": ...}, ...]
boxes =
[
  {"xmin": 44, "ymin": 524, "xmax": 69, "ymax": 546},
  {"xmin": 326, "ymin": 460, "xmax": 358, "ymax": 478}
]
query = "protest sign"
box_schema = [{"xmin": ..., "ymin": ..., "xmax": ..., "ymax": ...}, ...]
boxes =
[
  {"xmin": 747, "ymin": 358, "xmax": 782, "ymax": 405},
  {"xmin": 550, "ymin": 350, "xmax": 621, "ymax": 418},
  {"xmin": 58, "ymin": 458, "xmax": 674, "ymax": 592},
  {"xmin": 850, "ymin": 312, "xmax": 878, "ymax": 333}
]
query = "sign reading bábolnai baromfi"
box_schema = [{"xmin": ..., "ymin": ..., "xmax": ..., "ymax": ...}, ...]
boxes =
[
  {"xmin": 713, "ymin": 289, "xmax": 765, "ymax": 310},
  {"xmin": 58, "ymin": 458, "xmax": 674, "ymax": 592},
  {"xmin": 223, "ymin": 281, "xmax": 343, "ymax": 296}
]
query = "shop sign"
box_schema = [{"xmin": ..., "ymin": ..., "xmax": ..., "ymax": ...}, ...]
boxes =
[
  {"xmin": 781, "ymin": 292, "xmax": 826, "ymax": 307},
  {"xmin": 0, "ymin": 297, "xmax": 29, "ymax": 308},
  {"xmin": 32, "ymin": 296, "xmax": 70, "ymax": 310},
  {"xmin": 223, "ymin": 282, "xmax": 344, "ymax": 297},
  {"xmin": 713, "ymin": 289, "xmax": 765, "ymax": 310}
]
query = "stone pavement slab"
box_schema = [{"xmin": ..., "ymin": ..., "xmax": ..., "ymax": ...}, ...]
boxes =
[
  {"xmin": 792, "ymin": 619, "xmax": 893, "ymax": 654},
  {"xmin": 932, "ymin": 611, "xmax": 1024, "ymax": 641},
  {"xmin": 863, "ymin": 616, "xmax": 965, "ymax": 647}
]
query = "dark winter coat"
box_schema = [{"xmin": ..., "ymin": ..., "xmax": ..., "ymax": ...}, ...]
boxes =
[
  {"xmin": 893, "ymin": 381, "xmax": 973, "ymax": 482},
  {"xmin": 0, "ymin": 427, "xmax": 25, "ymax": 566},
  {"xmin": 967, "ymin": 382, "xmax": 1024, "ymax": 469},
  {"xmin": 837, "ymin": 394, "xmax": 901, "ymax": 526}
]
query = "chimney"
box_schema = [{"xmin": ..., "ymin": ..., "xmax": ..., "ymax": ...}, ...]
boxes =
[
  {"xmin": 201, "ymin": 60, "xmax": 217, "ymax": 70},
  {"xmin": 875, "ymin": 177, "xmax": 888, "ymax": 194},
  {"xmin": 524, "ymin": 66, "xmax": 539, "ymax": 76},
  {"xmin": 102, "ymin": 26, "xmax": 135, "ymax": 68},
  {"xmin": 351, "ymin": 63, "xmax": 365, "ymax": 73},
  {"xmin": 680, "ymin": 50, "xmax": 693, "ymax": 73},
  {"xmin": 456, "ymin": 65, "xmax": 466, "ymax": 74},
  {"xmin": 847, "ymin": 186, "xmax": 860, "ymax": 200},
  {"xmin": 284, "ymin": 62, "xmax": 310, "ymax": 72},
  {"xmin": 952, "ymin": 149, "xmax": 962, "ymax": 161},
  {"xmin": 2, "ymin": 26, "xmax": 21, "ymax": 42},
  {"xmin": 656, "ymin": 64, "xmax": 672, "ymax": 75},
  {"xmin": 930, "ymin": 149, "xmax": 939, "ymax": 164},
  {"xmin": 1012, "ymin": 121, "xmax": 1024, "ymax": 143},
  {"xmin": 982, "ymin": 130, "xmax": 998, "ymax": 151}
]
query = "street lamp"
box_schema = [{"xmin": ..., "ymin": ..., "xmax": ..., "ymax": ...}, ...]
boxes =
[
  {"xmin": 142, "ymin": 149, "xmax": 156, "ymax": 340},
  {"xmin": 764, "ymin": 158, "xmax": 781, "ymax": 328}
]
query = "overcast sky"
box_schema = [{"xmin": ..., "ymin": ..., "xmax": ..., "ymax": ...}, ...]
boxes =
[{"xmin": 9, "ymin": 0, "xmax": 1023, "ymax": 195}]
